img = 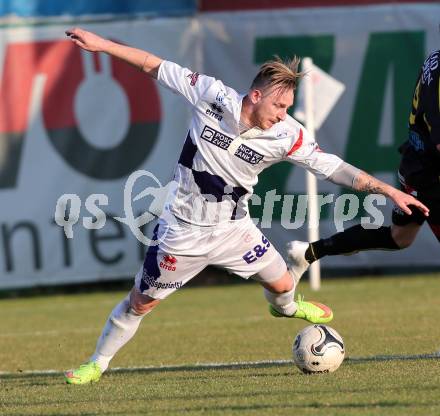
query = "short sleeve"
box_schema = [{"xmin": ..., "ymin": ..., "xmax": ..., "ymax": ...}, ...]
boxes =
[
  {"xmin": 285, "ymin": 127, "xmax": 344, "ymax": 180},
  {"xmin": 157, "ymin": 60, "xmax": 217, "ymax": 106}
]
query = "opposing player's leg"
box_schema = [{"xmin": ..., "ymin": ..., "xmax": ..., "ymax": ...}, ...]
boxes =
[
  {"xmin": 288, "ymin": 224, "xmax": 402, "ymax": 263},
  {"xmin": 286, "ymin": 240, "xmax": 311, "ymax": 284},
  {"xmin": 287, "ymin": 180, "xmax": 428, "ymax": 281},
  {"xmin": 287, "ymin": 225, "xmax": 418, "ymax": 284},
  {"xmin": 65, "ymin": 222, "xmax": 208, "ymax": 385}
]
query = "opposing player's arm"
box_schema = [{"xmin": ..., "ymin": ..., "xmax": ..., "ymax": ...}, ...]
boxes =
[
  {"xmin": 352, "ymin": 170, "xmax": 429, "ymax": 216},
  {"xmin": 65, "ymin": 27, "xmax": 163, "ymax": 78}
]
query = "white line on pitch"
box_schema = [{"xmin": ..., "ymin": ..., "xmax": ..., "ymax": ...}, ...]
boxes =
[{"xmin": 1, "ymin": 353, "xmax": 439, "ymax": 377}]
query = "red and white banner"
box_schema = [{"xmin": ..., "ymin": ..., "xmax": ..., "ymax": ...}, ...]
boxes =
[
  {"xmin": 0, "ymin": 2, "xmax": 439, "ymax": 288},
  {"xmin": 0, "ymin": 19, "xmax": 196, "ymax": 288}
]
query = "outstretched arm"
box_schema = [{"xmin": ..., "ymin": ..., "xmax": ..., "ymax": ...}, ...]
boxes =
[
  {"xmin": 287, "ymin": 130, "xmax": 429, "ymax": 218},
  {"xmin": 65, "ymin": 27, "xmax": 163, "ymax": 79},
  {"xmin": 353, "ymin": 170, "xmax": 429, "ymax": 217}
]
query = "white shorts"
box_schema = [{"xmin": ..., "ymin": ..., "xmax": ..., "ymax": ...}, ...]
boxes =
[{"xmin": 135, "ymin": 217, "xmax": 287, "ymax": 299}]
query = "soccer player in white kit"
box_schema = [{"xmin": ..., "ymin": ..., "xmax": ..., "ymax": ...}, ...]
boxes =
[{"xmin": 64, "ymin": 28, "xmax": 428, "ymax": 384}]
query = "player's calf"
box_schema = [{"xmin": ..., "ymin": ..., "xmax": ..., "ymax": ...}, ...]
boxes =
[
  {"xmin": 64, "ymin": 290, "xmax": 159, "ymax": 385},
  {"xmin": 130, "ymin": 288, "xmax": 161, "ymax": 315}
]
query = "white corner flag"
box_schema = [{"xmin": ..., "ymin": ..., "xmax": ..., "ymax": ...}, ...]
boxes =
[
  {"xmin": 293, "ymin": 58, "xmax": 345, "ymax": 291},
  {"xmin": 294, "ymin": 61, "xmax": 345, "ymax": 130}
]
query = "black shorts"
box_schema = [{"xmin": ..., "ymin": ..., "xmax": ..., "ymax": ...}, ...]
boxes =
[{"xmin": 391, "ymin": 175, "xmax": 440, "ymax": 242}]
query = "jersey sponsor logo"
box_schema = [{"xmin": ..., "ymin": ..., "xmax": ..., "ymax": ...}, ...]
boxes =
[
  {"xmin": 187, "ymin": 71, "xmax": 199, "ymax": 86},
  {"xmin": 201, "ymin": 125, "xmax": 233, "ymax": 149},
  {"xmin": 142, "ymin": 270, "xmax": 182, "ymax": 289},
  {"xmin": 210, "ymin": 103, "xmax": 224, "ymax": 113},
  {"xmin": 234, "ymin": 144, "xmax": 264, "ymax": 165},
  {"xmin": 205, "ymin": 102, "xmax": 224, "ymax": 121},
  {"xmin": 163, "ymin": 254, "xmax": 177, "ymax": 264},
  {"xmin": 421, "ymin": 51, "xmax": 439, "ymax": 86},
  {"xmin": 159, "ymin": 254, "xmax": 177, "ymax": 271},
  {"xmin": 200, "ymin": 125, "xmax": 264, "ymax": 165},
  {"xmin": 242, "ymin": 235, "xmax": 271, "ymax": 264}
]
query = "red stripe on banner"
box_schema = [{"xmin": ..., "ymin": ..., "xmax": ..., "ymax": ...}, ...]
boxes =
[
  {"xmin": 0, "ymin": 39, "xmax": 161, "ymax": 134},
  {"xmin": 287, "ymin": 128, "xmax": 303, "ymax": 156},
  {"xmin": 0, "ymin": 40, "xmax": 82, "ymax": 133},
  {"xmin": 199, "ymin": 0, "xmax": 438, "ymax": 12}
]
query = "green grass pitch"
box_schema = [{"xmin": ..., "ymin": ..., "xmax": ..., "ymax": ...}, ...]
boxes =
[{"xmin": 1, "ymin": 273, "xmax": 440, "ymax": 415}]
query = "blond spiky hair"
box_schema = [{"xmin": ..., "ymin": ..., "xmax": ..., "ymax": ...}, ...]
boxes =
[{"xmin": 251, "ymin": 55, "xmax": 303, "ymax": 93}]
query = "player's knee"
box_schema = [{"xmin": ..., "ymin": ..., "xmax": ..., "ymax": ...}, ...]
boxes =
[
  {"xmin": 129, "ymin": 288, "xmax": 160, "ymax": 315},
  {"xmin": 261, "ymin": 270, "xmax": 294, "ymax": 294}
]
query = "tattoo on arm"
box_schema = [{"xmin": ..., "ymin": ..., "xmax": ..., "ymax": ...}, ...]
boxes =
[{"xmin": 353, "ymin": 171, "xmax": 390, "ymax": 195}]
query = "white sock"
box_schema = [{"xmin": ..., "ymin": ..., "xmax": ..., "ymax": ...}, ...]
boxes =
[
  {"xmin": 90, "ymin": 294, "xmax": 146, "ymax": 372},
  {"xmin": 264, "ymin": 287, "xmax": 297, "ymax": 316}
]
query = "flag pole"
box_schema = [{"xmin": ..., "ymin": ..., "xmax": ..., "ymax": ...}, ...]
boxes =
[{"xmin": 303, "ymin": 57, "xmax": 321, "ymax": 291}]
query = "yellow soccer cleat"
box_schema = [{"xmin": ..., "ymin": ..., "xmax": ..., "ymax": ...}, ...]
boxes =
[
  {"xmin": 269, "ymin": 294, "xmax": 333, "ymax": 324},
  {"xmin": 64, "ymin": 362, "xmax": 102, "ymax": 385}
]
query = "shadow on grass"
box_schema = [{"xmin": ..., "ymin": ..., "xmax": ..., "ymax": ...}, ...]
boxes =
[
  {"xmin": 1, "ymin": 352, "xmax": 439, "ymax": 381},
  {"xmin": 7, "ymin": 401, "xmax": 439, "ymax": 415}
]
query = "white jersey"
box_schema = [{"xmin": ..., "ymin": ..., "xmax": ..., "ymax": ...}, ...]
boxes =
[{"xmin": 157, "ymin": 60, "xmax": 344, "ymax": 226}]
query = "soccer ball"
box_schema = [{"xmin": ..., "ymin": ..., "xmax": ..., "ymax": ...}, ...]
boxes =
[{"xmin": 292, "ymin": 324, "xmax": 345, "ymax": 374}]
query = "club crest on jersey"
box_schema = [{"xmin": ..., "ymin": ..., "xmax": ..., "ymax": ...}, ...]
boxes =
[
  {"xmin": 215, "ymin": 90, "xmax": 228, "ymax": 106},
  {"xmin": 187, "ymin": 72, "xmax": 199, "ymax": 86},
  {"xmin": 160, "ymin": 254, "xmax": 177, "ymax": 271}
]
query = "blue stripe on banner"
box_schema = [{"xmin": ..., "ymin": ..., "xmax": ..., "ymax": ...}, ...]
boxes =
[{"xmin": 0, "ymin": 0, "xmax": 196, "ymax": 18}]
